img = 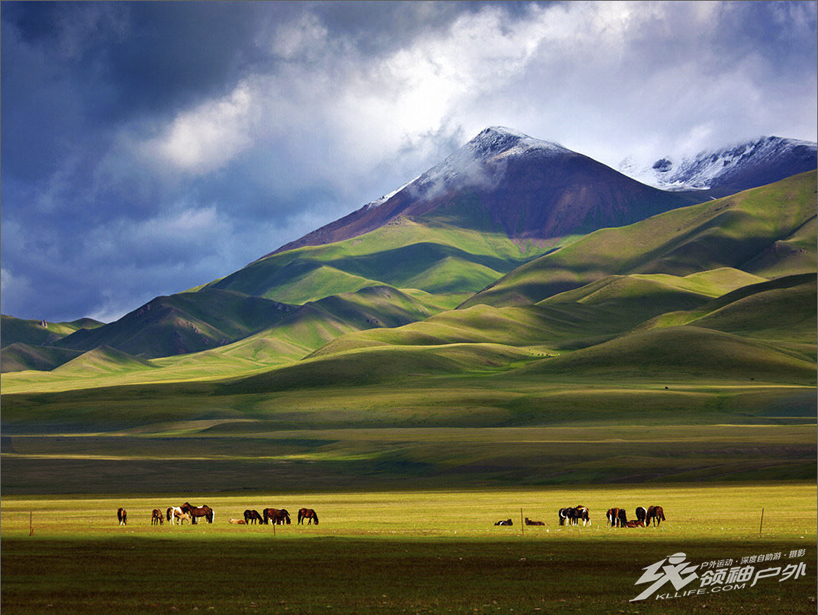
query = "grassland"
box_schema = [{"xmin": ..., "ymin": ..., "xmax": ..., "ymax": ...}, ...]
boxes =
[{"xmin": 2, "ymin": 484, "xmax": 815, "ymax": 614}]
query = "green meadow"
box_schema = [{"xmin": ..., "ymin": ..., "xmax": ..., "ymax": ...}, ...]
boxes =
[{"xmin": 2, "ymin": 485, "xmax": 815, "ymax": 614}]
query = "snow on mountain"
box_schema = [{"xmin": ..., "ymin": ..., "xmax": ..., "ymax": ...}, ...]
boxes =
[
  {"xmin": 363, "ymin": 127, "xmax": 571, "ymax": 209},
  {"xmin": 619, "ymin": 136, "xmax": 817, "ymax": 196},
  {"xmin": 410, "ymin": 127, "xmax": 572, "ymax": 195}
]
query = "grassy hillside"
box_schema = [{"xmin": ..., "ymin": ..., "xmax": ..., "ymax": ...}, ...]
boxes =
[
  {"xmin": 206, "ymin": 217, "xmax": 548, "ymax": 302},
  {"xmin": 464, "ymin": 170, "xmax": 817, "ymax": 308},
  {"xmin": 1, "ymin": 315, "xmax": 103, "ymax": 348},
  {"xmin": 2, "ymin": 172, "xmax": 814, "ymax": 495},
  {"xmin": 0, "ymin": 343, "xmax": 83, "ymax": 373}
]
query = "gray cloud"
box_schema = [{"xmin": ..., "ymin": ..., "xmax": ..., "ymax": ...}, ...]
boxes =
[{"xmin": 2, "ymin": 1, "xmax": 816, "ymax": 322}]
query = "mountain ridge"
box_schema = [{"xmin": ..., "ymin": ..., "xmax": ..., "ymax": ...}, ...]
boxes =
[{"xmin": 269, "ymin": 127, "xmax": 698, "ymax": 255}]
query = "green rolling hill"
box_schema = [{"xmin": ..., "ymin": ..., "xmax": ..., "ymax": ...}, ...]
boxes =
[{"xmin": 463, "ymin": 171, "xmax": 816, "ymax": 308}]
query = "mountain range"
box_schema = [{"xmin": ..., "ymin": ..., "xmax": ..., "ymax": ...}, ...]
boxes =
[{"xmin": 2, "ymin": 127, "xmax": 816, "ymax": 382}]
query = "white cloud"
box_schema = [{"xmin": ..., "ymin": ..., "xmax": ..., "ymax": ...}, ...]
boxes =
[{"xmin": 143, "ymin": 82, "xmax": 257, "ymax": 174}]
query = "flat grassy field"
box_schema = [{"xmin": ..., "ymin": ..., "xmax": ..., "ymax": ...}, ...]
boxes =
[{"xmin": 2, "ymin": 484, "xmax": 815, "ymax": 614}]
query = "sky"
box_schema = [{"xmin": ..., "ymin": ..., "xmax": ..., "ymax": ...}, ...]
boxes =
[{"xmin": 2, "ymin": 1, "xmax": 816, "ymax": 323}]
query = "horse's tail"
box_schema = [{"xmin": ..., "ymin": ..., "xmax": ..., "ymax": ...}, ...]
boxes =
[{"xmin": 209, "ymin": 508, "xmax": 215, "ymax": 523}]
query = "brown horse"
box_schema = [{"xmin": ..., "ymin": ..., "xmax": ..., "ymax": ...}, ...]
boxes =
[
  {"xmin": 646, "ymin": 505, "xmax": 666, "ymax": 527},
  {"xmin": 117, "ymin": 508, "xmax": 127, "ymax": 525},
  {"xmin": 623, "ymin": 520, "xmax": 646, "ymax": 528},
  {"xmin": 606, "ymin": 508, "xmax": 627, "ymax": 527},
  {"xmin": 297, "ymin": 508, "xmax": 319, "ymax": 525},
  {"xmin": 244, "ymin": 509, "xmax": 263, "ymax": 525},
  {"xmin": 263, "ymin": 508, "xmax": 291, "ymax": 525},
  {"xmin": 524, "ymin": 517, "xmax": 544, "ymax": 526},
  {"xmin": 151, "ymin": 509, "xmax": 164, "ymax": 525},
  {"xmin": 181, "ymin": 502, "xmax": 214, "ymax": 524}
]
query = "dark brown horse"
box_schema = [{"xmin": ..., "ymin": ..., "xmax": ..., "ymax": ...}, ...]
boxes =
[
  {"xmin": 646, "ymin": 505, "xmax": 666, "ymax": 527},
  {"xmin": 244, "ymin": 509, "xmax": 263, "ymax": 525},
  {"xmin": 263, "ymin": 508, "xmax": 291, "ymax": 525},
  {"xmin": 573, "ymin": 505, "xmax": 591, "ymax": 526},
  {"xmin": 151, "ymin": 508, "xmax": 164, "ymax": 525},
  {"xmin": 635, "ymin": 506, "xmax": 647, "ymax": 525},
  {"xmin": 117, "ymin": 508, "xmax": 127, "ymax": 525},
  {"xmin": 524, "ymin": 517, "xmax": 544, "ymax": 526},
  {"xmin": 297, "ymin": 508, "xmax": 319, "ymax": 525},
  {"xmin": 181, "ymin": 502, "xmax": 214, "ymax": 524}
]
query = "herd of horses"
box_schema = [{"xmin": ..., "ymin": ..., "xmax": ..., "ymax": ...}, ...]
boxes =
[
  {"xmin": 494, "ymin": 505, "xmax": 666, "ymax": 528},
  {"xmin": 118, "ymin": 504, "xmax": 318, "ymax": 526},
  {"xmin": 606, "ymin": 505, "xmax": 666, "ymax": 528},
  {"xmin": 230, "ymin": 508, "xmax": 318, "ymax": 525},
  {"xmin": 125, "ymin": 503, "xmax": 667, "ymax": 529}
]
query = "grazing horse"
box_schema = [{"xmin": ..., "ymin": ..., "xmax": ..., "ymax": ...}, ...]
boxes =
[
  {"xmin": 573, "ymin": 505, "xmax": 591, "ymax": 526},
  {"xmin": 298, "ymin": 508, "xmax": 319, "ymax": 525},
  {"xmin": 151, "ymin": 509, "xmax": 164, "ymax": 525},
  {"xmin": 558, "ymin": 508, "xmax": 573, "ymax": 526},
  {"xmin": 181, "ymin": 502, "xmax": 214, "ymax": 524},
  {"xmin": 263, "ymin": 508, "xmax": 291, "ymax": 525},
  {"xmin": 244, "ymin": 509, "xmax": 263, "ymax": 525},
  {"xmin": 606, "ymin": 508, "xmax": 619, "ymax": 527},
  {"xmin": 524, "ymin": 517, "xmax": 545, "ymax": 526},
  {"xmin": 167, "ymin": 507, "xmax": 188, "ymax": 525},
  {"xmin": 117, "ymin": 508, "xmax": 127, "ymax": 525},
  {"xmin": 635, "ymin": 506, "xmax": 647, "ymax": 525},
  {"xmin": 646, "ymin": 506, "xmax": 666, "ymax": 527},
  {"xmin": 607, "ymin": 508, "xmax": 627, "ymax": 527},
  {"xmin": 494, "ymin": 519, "xmax": 513, "ymax": 526}
]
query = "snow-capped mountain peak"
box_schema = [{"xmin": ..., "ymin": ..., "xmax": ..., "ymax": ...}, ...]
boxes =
[{"xmin": 620, "ymin": 136, "xmax": 817, "ymax": 196}]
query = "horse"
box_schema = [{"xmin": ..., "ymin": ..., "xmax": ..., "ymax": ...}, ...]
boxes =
[
  {"xmin": 623, "ymin": 520, "xmax": 645, "ymax": 528},
  {"xmin": 167, "ymin": 507, "xmax": 189, "ymax": 525},
  {"xmin": 646, "ymin": 506, "xmax": 666, "ymax": 527},
  {"xmin": 298, "ymin": 508, "xmax": 319, "ymax": 525},
  {"xmin": 635, "ymin": 506, "xmax": 647, "ymax": 525},
  {"xmin": 244, "ymin": 509, "xmax": 263, "ymax": 525},
  {"xmin": 558, "ymin": 508, "xmax": 573, "ymax": 526},
  {"xmin": 181, "ymin": 502, "xmax": 214, "ymax": 524},
  {"xmin": 607, "ymin": 508, "xmax": 627, "ymax": 527},
  {"xmin": 117, "ymin": 508, "xmax": 127, "ymax": 525},
  {"xmin": 263, "ymin": 508, "xmax": 291, "ymax": 525},
  {"xmin": 524, "ymin": 517, "xmax": 545, "ymax": 526},
  {"xmin": 606, "ymin": 508, "xmax": 618, "ymax": 527},
  {"xmin": 573, "ymin": 505, "xmax": 591, "ymax": 526},
  {"xmin": 494, "ymin": 519, "xmax": 513, "ymax": 526},
  {"xmin": 151, "ymin": 509, "xmax": 164, "ymax": 525},
  {"xmin": 229, "ymin": 518, "xmax": 247, "ymax": 525}
]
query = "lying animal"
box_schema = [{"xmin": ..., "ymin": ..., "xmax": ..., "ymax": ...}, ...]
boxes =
[
  {"xmin": 524, "ymin": 518, "xmax": 545, "ymax": 526},
  {"xmin": 495, "ymin": 519, "xmax": 513, "ymax": 526}
]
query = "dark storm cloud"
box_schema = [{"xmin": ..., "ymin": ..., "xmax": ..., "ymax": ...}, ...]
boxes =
[{"xmin": 1, "ymin": 1, "xmax": 816, "ymax": 323}]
